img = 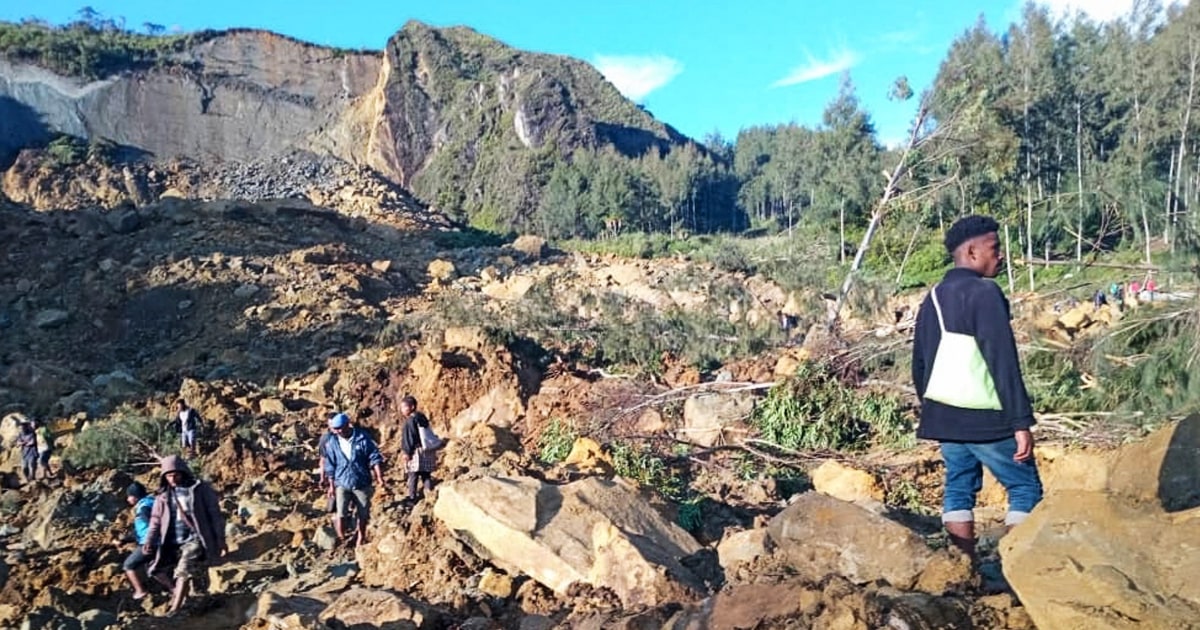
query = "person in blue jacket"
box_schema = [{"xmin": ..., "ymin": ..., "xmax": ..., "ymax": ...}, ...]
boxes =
[
  {"xmin": 121, "ymin": 482, "xmax": 164, "ymax": 600},
  {"xmin": 322, "ymin": 412, "xmax": 385, "ymax": 547},
  {"xmin": 911, "ymin": 215, "xmax": 1044, "ymax": 562}
]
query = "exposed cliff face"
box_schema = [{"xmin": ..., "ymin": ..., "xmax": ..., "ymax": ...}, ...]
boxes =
[
  {"xmin": 363, "ymin": 22, "xmax": 688, "ymax": 221},
  {"xmin": 0, "ymin": 30, "xmax": 380, "ymax": 166},
  {"xmin": 0, "ymin": 22, "xmax": 689, "ymax": 223}
]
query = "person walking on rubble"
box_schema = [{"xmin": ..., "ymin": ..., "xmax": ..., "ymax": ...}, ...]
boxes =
[
  {"xmin": 322, "ymin": 412, "xmax": 384, "ymax": 547},
  {"xmin": 143, "ymin": 455, "xmax": 226, "ymax": 616},
  {"xmin": 317, "ymin": 415, "xmax": 341, "ymax": 531},
  {"xmin": 400, "ymin": 396, "xmax": 441, "ymax": 507},
  {"xmin": 911, "ymin": 215, "xmax": 1044, "ymax": 562},
  {"xmin": 16, "ymin": 418, "xmax": 38, "ymax": 484},
  {"xmin": 35, "ymin": 419, "xmax": 55, "ymax": 479},
  {"xmin": 174, "ymin": 400, "xmax": 202, "ymax": 458},
  {"xmin": 121, "ymin": 481, "xmax": 167, "ymax": 600}
]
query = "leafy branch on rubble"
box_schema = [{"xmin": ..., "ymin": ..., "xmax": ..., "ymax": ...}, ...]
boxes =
[{"xmin": 64, "ymin": 406, "xmax": 179, "ymax": 469}]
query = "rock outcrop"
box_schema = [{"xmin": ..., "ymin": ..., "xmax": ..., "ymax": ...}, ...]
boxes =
[
  {"xmin": 432, "ymin": 474, "xmax": 705, "ymax": 607},
  {"xmin": 0, "ymin": 33, "xmax": 380, "ymax": 166},
  {"xmin": 767, "ymin": 492, "xmax": 972, "ymax": 593},
  {"xmin": 1, "ymin": 22, "xmax": 690, "ymax": 225},
  {"xmin": 1001, "ymin": 415, "xmax": 1200, "ymax": 630}
]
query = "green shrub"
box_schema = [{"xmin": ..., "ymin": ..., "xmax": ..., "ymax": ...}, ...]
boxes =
[
  {"xmin": 86, "ymin": 136, "xmax": 118, "ymax": 165},
  {"xmin": 676, "ymin": 498, "xmax": 704, "ymax": 532},
  {"xmin": 537, "ymin": 419, "xmax": 578, "ymax": 464},
  {"xmin": 611, "ymin": 441, "xmax": 683, "ymax": 498},
  {"xmin": 45, "ymin": 134, "xmax": 86, "ymax": 167},
  {"xmin": 751, "ymin": 360, "xmax": 910, "ymax": 451},
  {"xmin": 65, "ymin": 407, "xmax": 180, "ymax": 469}
]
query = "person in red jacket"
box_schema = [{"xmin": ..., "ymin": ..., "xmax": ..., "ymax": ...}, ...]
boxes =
[{"xmin": 143, "ymin": 455, "xmax": 226, "ymax": 616}]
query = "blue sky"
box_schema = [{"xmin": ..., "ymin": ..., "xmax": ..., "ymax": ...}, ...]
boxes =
[{"xmin": 0, "ymin": 1, "xmax": 1145, "ymax": 146}]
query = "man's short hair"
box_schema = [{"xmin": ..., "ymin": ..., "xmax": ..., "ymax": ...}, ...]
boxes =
[
  {"xmin": 401, "ymin": 395, "xmax": 417, "ymax": 408},
  {"xmin": 944, "ymin": 215, "xmax": 1000, "ymax": 254}
]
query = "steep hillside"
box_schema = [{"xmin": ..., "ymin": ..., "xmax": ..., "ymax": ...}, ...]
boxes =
[
  {"xmin": 0, "ymin": 29, "xmax": 381, "ymax": 165},
  {"xmin": 0, "ymin": 20, "xmax": 692, "ymax": 228},
  {"xmin": 366, "ymin": 22, "xmax": 686, "ymax": 218}
]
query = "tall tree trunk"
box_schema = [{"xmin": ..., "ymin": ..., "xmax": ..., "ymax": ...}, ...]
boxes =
[
  {"xmin": 828, "ymin": 103, "xmax": 930, "ymax": 328},
  {"xmin": 838, "ymin": 199, "xmax": 846, "ymax": 265},
  {"xmin": 1026, "ymin": 184, "xmax": 1035, "ymax": 292},
  {"xmin": 1023, "ymin": 59, "xmax": 1035, "ymax": 291},
  {"xmin": 1166, "ymin": 150, "xmax": 1176, "ymax": 246},
  {"xmin": 1135, "ymin": 93, "xmax": 1153, "ymax": 266},
  {"xmin": 1076, "ymin": 101, "xmax": 1085, "ymax": 262},
  {"xmin": 1173, "ymin": 40, "xmax": 1198, "ymax": 254}
]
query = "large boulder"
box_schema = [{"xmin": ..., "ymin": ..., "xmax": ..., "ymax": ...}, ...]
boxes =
[
  {"xmin": 432, "ymin": 474, "xmax": 705, "ymax": 607},
  {"xmin": 810, "ymin": 460, "xmax": 884, "ymax": 505},
  {"xmin": 207, "ymin": 561, "xmax": 288, "ymax": 593},
  {"xmin": 1001, "ymin": 415, "xmax": 1200, "ymax": 629},
  {"xmin": 318, "ymin": 588, "xmax": 441, "ymax": 629},
  {"xmin": 251, "ymin": 590, "xmax": 333, "ymax": 630},
  {"xmin": 678, "ymin": 392, "xmax": 755, "ymax": 447},
  {"xmin": 449, "ymin": 384, "xmax": 524, "ymax": 438},
  {"xmin": 767, "ymin": 492, "xmax": 971, "ymax": 593}
]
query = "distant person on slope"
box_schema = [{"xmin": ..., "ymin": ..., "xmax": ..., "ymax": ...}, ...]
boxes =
[
  {"xmin": 121, "ymin": 481, "xmax": 164, "ymax": 600},
  {"xmin": 322, "ymin": 412, "xmax": 384, "ymax": 547},
  {"xmin": 144, "ymin": 455, "xmax": 226, "ymax": 616},
  {"xmin": 16, "ymin": 418, "xmax": 37, "ymax": 484},
  {"xmin": 174, "ymin": 400, "xmax": 202, "ymax": 458},
  {"xmin": 911, "ymin": 215, "xmax": 1043, "ymax": 563},
  {"xmin": 316, "ymin": 417, "xmax": 339, "ymax": 529},
  {"xmin": 400, "ymin": 396, "xmax": 441, "ymax": 507},
  {"xmin": 35, "ymin": 419, "xmax": 55, "ymax": 479}
]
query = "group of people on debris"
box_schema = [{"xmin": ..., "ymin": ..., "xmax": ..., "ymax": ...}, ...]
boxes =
[
  {"xmin": 19, "ymin": 213, "xmax": 1062, "ymax": 613},
  {"xmin": 13, "ymin": 416, "xmax": 55, "ymax": 483},
  {"xmin": 1092, "ymin": 276, "xmax": 1159, "ymax": 310},
  {"xmin": 116, "ymin": 394, "xmax": 441, "ymax": 615}
]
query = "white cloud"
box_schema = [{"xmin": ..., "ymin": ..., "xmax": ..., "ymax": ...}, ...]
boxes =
[
  {"xmin": 770, "ymin": 49, "xmax": 859, "ymax": 88},
  {"xmin": 592, "ymin": 55, "xmax": 683, "ymax": 102}
]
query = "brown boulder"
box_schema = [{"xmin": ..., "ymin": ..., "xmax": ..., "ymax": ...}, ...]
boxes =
[
  {"xmin": 1001, "ymin": 416, "xmax": 1200, "ymax": 630},
  {"xmin": 318, "ymin": 588, "xmax": 441, "ymax": 629},
  {"xmin": 767, "ymin": 492, "xmax": 971, "ymax": 592},
  {"xmin": 432, "ymin": 474, "xmax": 704, "ymax": 607}
]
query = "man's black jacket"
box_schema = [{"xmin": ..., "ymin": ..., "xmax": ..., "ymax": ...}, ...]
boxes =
[{"xmin": 911, "ymin": 267, "xmax": 1035, "ymax": 442}]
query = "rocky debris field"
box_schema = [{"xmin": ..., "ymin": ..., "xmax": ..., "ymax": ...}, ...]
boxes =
[
  {"xmin": 1, "ymin": 148, "xmax": 453, "ymax": 232},
  {"xmin": 0, "ymin": 175, "xmax": 1197, "ymax": 628}
]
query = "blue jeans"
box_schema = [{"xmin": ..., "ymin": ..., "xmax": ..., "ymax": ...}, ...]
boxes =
[{"xmin": 940, "ymin": 437, "xmax": 1043, "ymax": 525}]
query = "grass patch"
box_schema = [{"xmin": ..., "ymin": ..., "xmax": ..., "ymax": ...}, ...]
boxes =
[{"xmin": 537, "ymin": 419, "xmax": 578, "ymax": 464}]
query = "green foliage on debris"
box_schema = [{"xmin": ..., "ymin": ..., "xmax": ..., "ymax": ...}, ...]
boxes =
[
  {"xmin": 65, "ymin": 406, "xmax": 179, "ymax": 469},
  {"xmin": 536, "ymin": 418, "xmax": 578, "ymax": 464},
  {"xmin": 752, "ymin": 360, "xmax": 912, "ymax": 451}
]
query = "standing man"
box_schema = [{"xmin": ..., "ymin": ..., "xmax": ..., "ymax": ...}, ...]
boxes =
[
  {"xmin": 144, "ymin": 455, "xmax": 226, "ymax": 616},
  {"xmin": 316, "ymin": 418, "xmax": 338, "ymax": 530},
  {"xmin": 16, "ymin": 418, "xmax": 37, "ymax": 484},
  {"xmin": 911, "ymin": 215, "xmax": 1043, "ymax": 562},
  {"xmin": 174, "ymin": 400, "xmax": 202, "ymax": 458},
  {"xmin": 35, "ymin": 419, "xmax": 54, "ymax": 479},
  {"xmin": 400, "ymin": 396, "xmax": 439, "ymax": 507},
  {"xmin": 322, "ymin": 412, "xmax": 384, "ymax": 547}
]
